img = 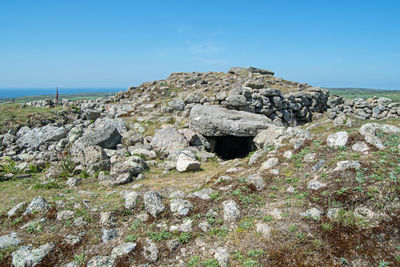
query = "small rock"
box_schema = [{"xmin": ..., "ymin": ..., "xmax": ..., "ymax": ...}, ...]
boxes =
[
  {"xmin": 170, "ymin": 199, "xmax": 193, "ymax": 216},
  {"xmin": 64, "ymin": 234, "xmax": 82, "ymax": 246},
  {"xmin": 102, "ymin": 228, "xmax": 118, "ymax": 243},
  {"xmin": 327, "ymin": 131, "xmax": 348, "ymax": 148},
  {"xmin": 301, "ymin": 208, "xmax": 322, "ymax": 219},
  {"xmin": 246, "ymin": 174, "xmax": 266, "ymax": 191},
  {"xmin": 176, "ymin": 151, "xmax": 201, "ymax": 172},
  {"xmin": 223, "ymin": 200, "xmax": 241, "ymax": 222},
  {"xmin": 7, "ymin": 202, "xmax": 26, "ymax": 217},
  {"xmin": 57, "ymin": 210, "xmax": 75, "ymax": 221},
  {"xmin": 303, "ymin": 153, "xmax": 316, "ymax": 163},
  {"xmin": 198, "ymin": 221, "xmax": 210, "ymax": 232},
  {"xmin": 166, "ymin": 239, "xmax": 180, "ymax": 252},
  {"xmin": 214, "ymin": 247, "xmax": 229, "ymax": 267},
  {"xmin": 11, "ymin": 243, "xmax": 54, "ymax": 267},
  {"xmin": 111, "ymin": 242, "xmax": 136, "ymax": 259},
  {"xmin": 334, "ymin": 161, "xmax": 361, "ymax": 171},
  {"xmin": 66, "ymin": 177, "xmax": 82, "ymax": 187},
  {"xmin": 124, "ymin": 191, "xmax": 139, "ymax": 209},
  {"xmin": 0, "ymin": 232, "xmax": 21, "ymax": 250},
  {"xmin": 24, "ymin": 196, "xmax": 49, "ymax": 215},
  {"xmin": 143, "ymin": 191, "xmax": 165, "ymax": 217},
  {"xmin": 307, "ymin": 180, "xmax": 327, "ymax": 190},
  {"xmin": 74, "ymin": 217, "xmax": 88, "ymax": 227},
  {"xmin": 100, "ymin": 212, "xmax": 117, "ymax": 227},
  {"xmin": 311, "ymin": 159, "xmax": 325, "ymax": 172},
  {"xmin": 87, "ymin": 256, "xmax": 115, "ymax": 267},
  {"xmin": 188, "ymin": 188, "xmax": 213, "ymax": 200},
  {"xmin": 256, "ymin": 223, "xmax": 271, "ymax": 238},
  {"xmin": 283, "ymin": 151, "xmax": 293, "ymax": 159},
  {"xmin": 259, "ymin": 158, "xmax": 279, "ymax": 171},
  {"xmin": 352, "ymin": 142, "xmax": 369, "ymax": 152},
  {"xmin": 143, "ymin": 239, "xmax": 159, "ymax": 263}
]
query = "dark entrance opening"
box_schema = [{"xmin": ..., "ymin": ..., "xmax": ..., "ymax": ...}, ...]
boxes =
[{"xmin": 208, "ymin": 136, "xmax": 255, "ymax": 160}]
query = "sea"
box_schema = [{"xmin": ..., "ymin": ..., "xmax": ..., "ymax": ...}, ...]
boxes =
[{"xmin": 0, "ymin": 88, "xmax": 124, "ymax": 99}]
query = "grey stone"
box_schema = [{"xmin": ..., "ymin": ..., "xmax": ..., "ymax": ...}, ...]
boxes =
[
  {"xmin": 176, "ymin": 150, "xmax": 201, "ymax": 172},
  {"xmin": 214, "ymin": 247, "xmax": 229, "ymax": 267},
  {"xmin": 259, "ymin": 158, "xmax": 279, "ymax": 171},
  {"xmin": 246, "ymin": 174, "xmax": 266, "ymax": 191},
  {"xmin": 189, "ymin": 104, "xmax": 272, "ymax": 137},
  {"xmin": 121, "ymin": 130, "xmax": 144, "ymax": 147},
  {"xmin": 100, "ymin": 212, "xmax": 117, "ymax": 227},
  {"xmin": 188, "ymin": 188, "xmax": 213, "ymax": 200},
  {"xmin": 64, "ymin": 234, "xmax": 82, "ymax": 246},
  {"xmin": 66, "ymin": 177, "xmax": 82, "ymax": 187},
  {"xmin": 7, "ymin": 202, "xmax": 26, "ymax": 217},
  {"xmin": 81, "ymin": 145, "xmax": 110, "ymax": 174},
  {"xmin": 166, "ymin": 239, "xmax": 180, "ymax": 252},
  {"xmin": 17, "ymin": 125, "xmax": 66, "ymax": 149},
  {"xmin": 223, "ymin": 200, "xmax": 240, "ymax": 222},
  {"xmin": 301, "ymin": 208, "xmax": 322, "ymax": 219},
  {"xmin": 124, "ymin": 191, "xmax": 140, "ymax": 209},
  {"xmin": 150, "ymin": 126, "xmax": 188, "ymax": 156},
  {"xmin": 307, "ymin": 180, "xmax": 327, "ymax": 190},
  {"xmin": 11, "ymin": 243, "xmax": 54, "ymax": 267},
  {"xmin": 224, "ymin": 95, "xmax": 247, "ymax": 107},
  {"xmin": 334, "ymin": 161, "xmax": 361, "ymax": 171},
  {"xmin": 111, "ymin": 242, "xmax": 136, "ymax": 259},
  {"xmin": 102, "ymin": 228, "xmax": 118, "ymax": 243},
  {"xmin": 311, "ymin": 159, "xmax": 325, "ymax": 172},
  {"xmin": 143, "ymin": 239, "xmax": 158, "ymax": 263},
  {"xmin": 352, "ymin": 142, "xmax": 369, "ymax": 152},
  {"xmin": 73, "ymin": 120, "xmax": 122, "ymax": 152},
  {"xmin": 24, "ymin": 196, "xmax": 49, "ymax": 215},
  {"xmin": 87, "ymin": 256, "xmax": 115, "ymax": 267},
  {"xmin": 326, "ymin": 131, "xmax": 348, "ymax": 148},
  {"xmin": 170, "ymin": 199, "xmax": 193, "ymax": 216},
  {"xmin": 254, "ymin": 125, "xmax": 286, "ymax": 149},
  {"xmin": 0, "ymin": 232, "xmax": 21, "ymax": 251},
  {"xmin": 143, "ymin": 191, "xmax": 165, "ymax": 217},
  {"xmin": 56, "ymin": 210, "xmax": 75, "ymax": 220}
]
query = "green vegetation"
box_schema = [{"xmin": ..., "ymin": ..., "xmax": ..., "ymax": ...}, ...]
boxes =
[
  {"xmin": 328, "ymin": 88, "xmax": 400, "ymax": 101},
  {"xmin": 0, "ymin": 91, "xmax": 116, "ymax": 104}
]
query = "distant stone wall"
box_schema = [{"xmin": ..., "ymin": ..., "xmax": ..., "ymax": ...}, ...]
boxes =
[
  {"xmin": 327, "ymin": 95, "xmax": 400, "ymax": 120},
  {"xmin": 181, "ymin": 86, "xmax": 330, "ymax": 126}
]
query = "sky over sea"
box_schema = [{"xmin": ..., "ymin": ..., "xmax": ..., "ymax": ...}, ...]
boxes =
[{"xmin": 0, "ymin": 0, "xmax": 399, "ymax": 90}]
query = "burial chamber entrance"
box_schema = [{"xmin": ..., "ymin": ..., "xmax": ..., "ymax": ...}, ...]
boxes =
[{"xmin": 206, "ymin": 135, "xmax": 256, "ymax": 160}]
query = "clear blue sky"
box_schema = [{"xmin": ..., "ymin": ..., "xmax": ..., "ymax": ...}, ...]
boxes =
[{"xmin": 1, "ymin": 0, "xmax": 399, "ymax": 89}]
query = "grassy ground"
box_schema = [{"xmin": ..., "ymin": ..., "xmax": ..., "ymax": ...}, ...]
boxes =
[
  {"xmin": 0, "ymin": 104, "xmax": 66, "ymax": 134},
  {"xmin": 0, "ymin": 92, "xmax": 116, "ymax": 104},
  {"xmin": 328, "ymin": 88, "xmax": 400, "ymax": 101},
  {"xmin": 1, "ymin": 116, "xmax": 399, "ymax": 266}
]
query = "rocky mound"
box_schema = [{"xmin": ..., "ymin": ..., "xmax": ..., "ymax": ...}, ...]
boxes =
[{"xmin": 0, "ymin": 67, "xmax": 399, "ymax": 266}]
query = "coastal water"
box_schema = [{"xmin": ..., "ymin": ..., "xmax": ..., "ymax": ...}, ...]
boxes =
[{"xmin": 0, "ymin": 88, "xmax": 124, "ymax": 99}]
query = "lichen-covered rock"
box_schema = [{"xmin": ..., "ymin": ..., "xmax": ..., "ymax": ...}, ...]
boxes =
[
  {"xmin": 0, "ymin": 232, "xmax": 21, "ymax": 251},
  {"xmin": 150, "ymin": 126, "xmax": 188, "ymax": 156},
  {"xmin": 223, "ymin": 200, "xmax": 241, "ymax": 222},
  {"xmin": 176, "ymin": 150, "xmax": 201, "ymax": 172},
  {"xmin": 143, "ymin": 191, "xmax": 165, "ymax": 217},
  {"xmin": 124, "ymin": 191, "xmax": 140, "ymax": 209},
  {"xmin": 143, "ymin": 239, "xmax": 159, "ymax": 263},
  {"xmin": 17, "ymin": 125, "xmax": 66, "ymax": 149},
  {"xmin": 87, "ymin": 256, "xmax": 115, "ymax": 267},
  {"xmin": 169, "ymin": 199, "xmax": 193, "ymax": 216},
  {"xmin": 111, "ymin": 242, "xmax": 136, "ymax": 259},
  {"xmin": 326, "ymin": 131, "xmax": 348, "ymax": 148},
  {"xmin": 11, "ymin": 243, "xmax": 54, "ymax": 267},
  {"xmin": 189, "ymin": 104, "xmax": 272, "ymax": 137},
  {"xmin": 24, "ymin": 196, "xmax": 49, "ymax": 215}
]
